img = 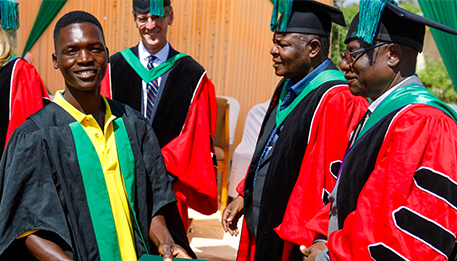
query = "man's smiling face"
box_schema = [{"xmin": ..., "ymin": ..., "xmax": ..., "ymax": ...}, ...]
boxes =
[
  {"xmin": 52, "ymin": 22, "xmax": 108, "ymax": 92},
  {"xmin": 134, "ymin": 9, "xmax": 173, "ymax": 54}
]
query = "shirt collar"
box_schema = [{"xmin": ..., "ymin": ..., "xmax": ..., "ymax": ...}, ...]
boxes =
[
  {"xmin": 368, "ymin": 74, "xmax": 423, "ymax": 113},
  {"xmin": 139, "ymin": 40, "xmax": 170, "ymax": 65},
  {"xmin": 53, "ymin": 90, "xmax": 115, "ymax": 124},
  {"xmin": 285, "ymin": 58, "xmax": 331, "ymax": 95}
]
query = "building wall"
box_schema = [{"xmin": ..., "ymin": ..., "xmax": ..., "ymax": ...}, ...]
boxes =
[{"xmin": 16, "ymin": 0, "xmax": 332, "ymax": 153}]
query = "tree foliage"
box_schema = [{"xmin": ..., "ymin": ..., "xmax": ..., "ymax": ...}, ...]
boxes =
[
  {"xmin": 418, "ymin": 56, "xmax": 457, "ymax": 103},
  {"xmin": 330, "ymin": 2, "xmax": 358, "ymax": 66}
]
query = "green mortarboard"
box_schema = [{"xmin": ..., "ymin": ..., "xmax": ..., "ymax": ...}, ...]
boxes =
[
  {"xmin": 132, "ymin": 0, "xmax": 171, "ymax": 17},
  {"xmin": 271, "ymin": 0, "xmax": 345, "ymax": 37},
  {"xmin": 0, "ymin": 0, "xmax": 19, "ymax": 30},
  {"xmin": 348, "ymin": 0, "xmax": 457, "ymax": 51}
]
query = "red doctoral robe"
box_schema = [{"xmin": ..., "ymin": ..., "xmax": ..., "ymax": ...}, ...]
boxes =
[
  {"xmin": 1, "ymin": 57, "xmax": 49, "ymax": 154},
  {"xmin": 235, "ymin": 83, "xmax": 368, "ymax": 261}
]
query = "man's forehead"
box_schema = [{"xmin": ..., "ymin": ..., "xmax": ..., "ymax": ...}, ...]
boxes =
[
  {"xmin": 273, "ymin": 32, "xmax": 300, "ymax": 41},
  {"xmin": 58, "ymin": 23, "xmax": 104, "ymax": 43}
]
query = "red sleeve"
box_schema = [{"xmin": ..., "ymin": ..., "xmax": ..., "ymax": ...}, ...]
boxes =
[
  {"xmin": 161, "ymin": 73, "xmax": 218, "ymax": 215},
  {"xmin": 5, "ymin": 59, "xmax": 49, "ymax": 148},
  {"xmin": 328, "ymin": 105, "xmax": 457, "ymax": 261},
  {"xmin": 274, "ymin": 86, "xmax": 368, "ymax": 248},
  {"xmin": 305, "ymin": 203, "xmax": 332, "ymax": 238}
]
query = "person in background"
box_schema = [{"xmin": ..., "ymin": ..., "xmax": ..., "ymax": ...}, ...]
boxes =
[
  {"xmin": 303, "ymin": 0, "xmax": 457, "ymax": 260},
  {"xmin": 0, "ymin": 11, "xmax": 191, "ymax": 261},
  {"xmin": 221, "ymin": 1, "xmax": 368, "ymax": 260},
  {"xmin": 0, "ymin": 0, "xmax": 49, "ymax": 158},
  {"xmin": 101, "ymin": 0, "xmax": 217, "ymax": 246}
]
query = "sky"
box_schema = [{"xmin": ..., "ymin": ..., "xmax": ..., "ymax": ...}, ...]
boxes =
[{"xmin": 344, "ymin": 0, "xmax": 359, "ymax": 6}]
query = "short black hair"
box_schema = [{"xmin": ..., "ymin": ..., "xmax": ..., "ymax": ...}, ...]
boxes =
[{"xmin": 53, "ymin": 11, "xmax": 105, "ymax": 48}]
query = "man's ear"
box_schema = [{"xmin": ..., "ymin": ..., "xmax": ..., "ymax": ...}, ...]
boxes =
[
  {"xmin": 106, "ymin": 47, "xmax": 110, "ymax": 62},
  {"xmin": 168, "ymin": 10, "xmax": 174, "ymax": 25},
  {"xmin": 52, "ymin": 53, "xmax": 59, "ymax": 69},
  {"xmin": 308, "ymin": 38, "xmax": 321, "ymax": 59},
  {"xmin": 386, "ymin": 43, "xmax": 400, "ymax": 67}
]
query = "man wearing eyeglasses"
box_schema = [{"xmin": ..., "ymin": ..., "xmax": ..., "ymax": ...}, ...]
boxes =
[
  {"xmin": 221, "ymin": 1, "xmax": 368, "ymax": 261},
  {"xmin": 302, "ymin": 1, "xmax": 457, "ymax": 260},
  {"xmin": 101, "ymin": 0, "xmax": 217, "ymax": 256}
]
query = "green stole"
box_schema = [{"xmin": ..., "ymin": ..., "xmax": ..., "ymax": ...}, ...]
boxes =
[
  {"xmin": 356, "ymin": 84, "xmax": 457, "ymax": 142},
  {"xmin": 69, "ymin": 118, "xmax": 148, "ymax": 260},
  {"xmin": 119, "ymin": 49, "xmax": 189, "ymax": 82},
  {"xmin": 275, "ymin": 69, "xmax": 346, "ymax": 127}
]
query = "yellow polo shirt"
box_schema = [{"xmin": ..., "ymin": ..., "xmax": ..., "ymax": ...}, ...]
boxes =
[{"xmin": 53, "ymin": 91, "xmax": 137, "ymax": 260}]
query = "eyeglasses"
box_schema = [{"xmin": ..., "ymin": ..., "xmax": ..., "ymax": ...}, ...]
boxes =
[
  {"xmin": 340, "ymin": 42, "xmax": 388, "ymax": 64},
  {"xmin": 136, "ymin": 11, "xmax": 170, "ymax": 26}
]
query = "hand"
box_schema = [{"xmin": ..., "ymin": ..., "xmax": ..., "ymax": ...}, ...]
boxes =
[
  {"xmin": 221, "ymin": 195, "xmax": 244, "ymax": 236},
  {"xmin": 158, "ymin": 243, "xmax": 192, "ymax": 260},
  {"xmin": 300, "ymin": 241, "xmax": 327, "ymax": 261}
]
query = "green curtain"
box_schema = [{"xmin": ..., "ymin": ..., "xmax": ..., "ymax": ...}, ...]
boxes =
[
  {"xmin": 21, "ymin": 0, "xmax": 67, "ymax": 57},
  {"xmin": 417, "ymin": 0, "xmax": 457, "ymax": 91}
]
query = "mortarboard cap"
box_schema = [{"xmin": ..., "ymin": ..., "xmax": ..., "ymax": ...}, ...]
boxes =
[
  {"xmin": 0, "ymin": 0, "xmax": 19, "ymax": 30},
  {"xmin": 133, "ymin": 0, "xmax": 170, "ymax": 17},
  {"xmin": 346, "ymin": 0, "xmax": 457, "ymax": 51},
  {"xmin": 271, "ymin": 0, "xmax": 345, "ymax": 37}
]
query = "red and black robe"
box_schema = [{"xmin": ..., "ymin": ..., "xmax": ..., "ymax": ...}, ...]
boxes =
[
  {"xmin": 235, "ymin": 62, "xmax": 368, "ymax": 261},
  {"xmin": 101, "ymin": 45, "xmax": 217, "ymax": 239},
  {"xmin": 0, "ymin": 57, "xmax": 49, "ymax": 157}
]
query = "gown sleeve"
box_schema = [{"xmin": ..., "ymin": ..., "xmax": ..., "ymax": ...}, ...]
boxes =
[
  {"xmin": 0, "ymin": 125, "xmax": 73, "ymax": 258},
  {"xmin": 327, "ymin": 105, "xmax": 457, "ymax": 261},
  {"xmin": 160, "ymin": 74, "xmax": 218, "ymax": 215}
]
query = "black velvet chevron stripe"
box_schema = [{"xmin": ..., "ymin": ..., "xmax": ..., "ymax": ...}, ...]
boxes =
[
  {"xmin": 394, "ymin": 207, "xmax": 455, "ymax": 256},
  {"xmin": 330, "ymin": 160, "xmax": 341, "ymax": 179},
  {"xmin": 369, "ymin": 243, "xmax": 407, "ymax": 261},
  {"xmin": 414, "ymin": 167, "xmax": 457, "ymax": 210},
  {"xmin": 322, "ymin": 189, "xmax": 330, "ymax": 206}
]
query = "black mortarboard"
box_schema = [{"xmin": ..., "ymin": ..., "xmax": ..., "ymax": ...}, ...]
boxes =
[
  {"xmin": 271, "ymin": 0, "xmax": 345, "ymax": 37},
  {"xmin": 346, "ymin": 0, "xmax": 457, "ymax": 52},
  {"xmin": 132, "ymin": 0, "xmax": 170, "ymax": 16}
]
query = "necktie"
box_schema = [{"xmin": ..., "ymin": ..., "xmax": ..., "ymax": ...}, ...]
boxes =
[
  {"xmin": 145, "ymin": 55, "xmax": 159, "ymax": 123},
  {"xmin": 253, "ymin": 90, "xmax": 297, "ymax": 189},
  {"xmin": 280, "ymin": 90, "xmax": 297, "ymax": 111}
]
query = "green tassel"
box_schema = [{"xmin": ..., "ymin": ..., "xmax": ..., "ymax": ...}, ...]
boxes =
[
  {"xmin": 270, "ymin": 0, "xmax": 293, "ymax": 32},
  {"xmin": 357, "ymin": 0, "xmax": 396, "ymax": 44},
  {"xmin": 0, "ymin": 0, "xmax": 19, "ymax": 30},
  {"xmin": 149, "ymin": 0, "xmax": 164, "ymax": 17}
]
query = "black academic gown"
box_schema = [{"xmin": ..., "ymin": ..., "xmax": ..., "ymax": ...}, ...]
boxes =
[
  {"xmin": 107, "ymin": 45, "xmax": 206, "ymax": 148},
  {"xmin": 0, "ymin": 101, "xmax": 188, "ymax": 260},
  {"xmin": 105, "ymin": 45, "xmax": 218, "ymax": 239}
]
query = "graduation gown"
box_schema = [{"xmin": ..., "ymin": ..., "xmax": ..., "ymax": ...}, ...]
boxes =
[
  {"xmin": 101, "ymin": 45, "xmax": 218, "ymax": 223},
  {"xmin": 321, "ymin": 85, "xmax": 457, "ymax": 261},
  {"xmin": 235, "ymin": 63, "xmax": 368, "ymax": 261},
  {"xmin": 0, "ymin": 101, "xmax": 187, "ymax": 260},
  {"xmin": 0, "ymin": 57, "xmax": 49, "ymax": 156}
]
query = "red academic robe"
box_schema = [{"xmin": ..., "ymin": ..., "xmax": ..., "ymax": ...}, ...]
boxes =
[
  {"xmin": 1, "ymin": 57, "xmax": 49, "ymax": 152},
  {"xmin": 328, "ymin": 104, "xmax": 457, "ymax": 261},
  {"xmin": 235, "ymin": 84, "xmax": 368, "ymax": 261},
  {"xmin": 306, "ymin": 104, "xmax": 457, "ymax": 261}
]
